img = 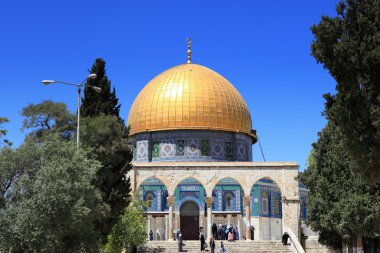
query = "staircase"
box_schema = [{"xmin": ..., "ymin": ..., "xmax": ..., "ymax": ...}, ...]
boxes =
[{"xmin": 137, "ymin": 240, "xmax": 294, "ymax": 253}]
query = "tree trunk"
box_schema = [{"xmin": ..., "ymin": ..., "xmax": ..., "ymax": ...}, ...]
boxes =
[
  {"xmin": 342, "ymin": 239, "xmax": 348, "ymax": 253},
  {"xmin": 356, "ymin": 235, "xmax": 364, "ymax": 253}
]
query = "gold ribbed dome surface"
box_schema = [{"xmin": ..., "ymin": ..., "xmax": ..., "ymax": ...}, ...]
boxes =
[{"xmin": 128, "ymin": 63, "xmax": 253, "ymax": 136}]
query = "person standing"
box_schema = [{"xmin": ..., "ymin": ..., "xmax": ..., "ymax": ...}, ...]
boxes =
[
  {"xmin": 219, "ymin": 241, "xmax": 226, "ymax": 253},
  {"xmin": 177, "ymin": 231, "xmax": 183, "ymax": 252},
  {"xmin": 200, "ymin": 230, "xmax": 206, "ymax": 251},
  {"xmin": 250, "ymin": 225, "xmax": 255, "ymax": 240},
  {"xmin": 210, "ymin": 237, "xmax": 216, "ymax": 253},
  {"xmin": 212, "ymin": 223, "xmax": 217, "ymax": 239},
  {"xmin": 156, "ymin": 229, "xmax": 160, "ymax": 241},
  {"xmin": 227, "ymin": 231, "xmax": 234, "ymax": 241},
  {"xmin": 149, "ymin": 230, "xmax": 153, "ymax": 241},
  {"xmin": 233, "ymin": 225, "xmax": 239, "ymax": 240}
]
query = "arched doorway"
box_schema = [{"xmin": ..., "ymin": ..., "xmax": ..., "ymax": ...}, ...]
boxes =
[{"xmin": 180, "ymin": 201, "xmax": 200, "ymax": 240}]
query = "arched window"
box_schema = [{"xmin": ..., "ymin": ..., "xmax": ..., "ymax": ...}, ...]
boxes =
[
  {"xmin": 273, "ymin": 194, "xmax": 281, "ymax": 215},
  {"xmin": 224, "ymin": 192, "xmax": 234, "ymax": 210},
  {"xmin": 145, "ymin": 192, "xmax": 155, "ymax": 209},
  {"xmin": 212, "ymin": 191, "xmax": 218, "ymax": 210},
  {"xmin": 261, "ymin": 191, "xmax": 269, "ymax": 214},
  {"xmin": 162, "ymin": 191, "xmax": 168, "ymax": 211}
]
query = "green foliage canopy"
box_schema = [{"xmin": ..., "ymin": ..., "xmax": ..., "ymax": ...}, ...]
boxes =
[
  {"xmin": 301, "ymin": 124, "xmax": 380, "ymax": 248},
  {"xmin": 80, "ymin": 114, "xmax": 132, "ymax": 242},
  {"xmin": 311, "ymin": 0, "xmax": 380, "ymax": 183},
  {"xmin": 0, "ymin": 117, "xmax": 11, "ymax": 146},
  {"xmin": 81, "ymin": 58, "xmax": 121, "ymax": 120},
  {"xmin": 103, "ymin": 200, "xmax": 147, "ymax": 253},
  {"xmin": 0, "ymin": 135, "xmax": 108, "ymax": 253},
  {"xmin": 21, "ymin": 100, "xmax": 74, "ymax": 141}
]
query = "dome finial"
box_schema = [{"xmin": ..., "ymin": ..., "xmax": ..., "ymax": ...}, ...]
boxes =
[{"xmin": 186, "ymin": 38, "xmax": 192, "ymax": 64}]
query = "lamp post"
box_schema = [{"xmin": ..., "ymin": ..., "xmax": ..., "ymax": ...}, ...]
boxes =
[{"xmin": 42, "ymin": 74, "xmax": 101, "ymax": 149}]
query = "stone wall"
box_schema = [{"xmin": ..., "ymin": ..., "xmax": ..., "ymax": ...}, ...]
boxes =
[
  {"xmin": 128, "ymin": 161, "xmax": 301, "ymax": 238},
  {"xmin": 304, "ymin": 236, "xmax": 340, "ymax": 253}
]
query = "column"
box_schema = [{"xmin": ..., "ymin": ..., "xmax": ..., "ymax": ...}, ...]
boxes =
[
  {"xmin": 199, "ymin": 212, "xmax": 205, "ymax": 229},
  {"xmin": 175, "ymin": 212, "xmax": 180, "ymax": 231},
  {"xmin": 205, "ymin": 196, "xmax": 213, "ymax": 240},
  {"xmin": 147, "ymin": 215, "xmax": 152, "ymax": 240},
  {"xmin": 237, "ymin": 214, "xmax": 242, "ymax": 240},
  {"xmin": 227, "ymin": 214, "xmax": 232, "ymax": 226},
  {"xmin": 244, "ymin": 196, "xmax": 251, "ymax": 240},
  {"xmin": 167, "ymin": 196, "xmax": 175, "ymax": 241},
  {"xmin": 282, "ymin": 196, "xmax": 300, "ymax": 239},
  {"xmin": 165, "ymin": 215, "xmax": 169, "ymax": 240}
]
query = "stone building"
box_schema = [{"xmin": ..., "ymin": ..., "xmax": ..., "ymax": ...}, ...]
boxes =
[{"xmin": 126, "ymin": 40, "xmax": 307, "ymax": 243}]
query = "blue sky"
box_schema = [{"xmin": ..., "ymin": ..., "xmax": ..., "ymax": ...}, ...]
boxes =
[{"xmin": 1, "ymin": 0, "xmax": 338, "ymax": 171}]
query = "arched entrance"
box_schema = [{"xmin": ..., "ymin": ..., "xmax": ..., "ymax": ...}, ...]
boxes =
[{"xmin": 180, "ymin": 201, "xmax": 199, "ymax": 240}]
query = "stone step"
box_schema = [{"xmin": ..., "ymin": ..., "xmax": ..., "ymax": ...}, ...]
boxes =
[{"xmin": 137, "ymin": 240, "xmax": 294, "ymax": 253}]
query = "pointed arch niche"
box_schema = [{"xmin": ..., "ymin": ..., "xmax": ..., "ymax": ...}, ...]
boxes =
[
  {"xmin": 211, "ymin": 177, "xmax": 244, "ymax": 213},
  {"xmin": 250, "ymin": 178, "xmax": 283, "ymax": 240},
  {"xmin": 138, "ymin": 177, "xmax": 169, "ymax": 212}
]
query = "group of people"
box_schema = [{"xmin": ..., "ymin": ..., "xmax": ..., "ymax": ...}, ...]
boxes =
[
  {"xmin": 212, "ymin": 223, "xmax": 246, "ymax": 241},
  {"xmin": 148, "ymin": 229, "xmax": 160, "ymax": 241}
]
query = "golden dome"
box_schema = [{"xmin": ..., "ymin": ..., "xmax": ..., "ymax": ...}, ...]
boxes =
[{"xmin": 128, "ymin": 63, "xmax": 254, "ymax": 139}]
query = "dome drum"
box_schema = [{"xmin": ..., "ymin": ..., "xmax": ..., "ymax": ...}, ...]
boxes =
[{"xmin": 131, "ymin": 130, "xmax": 253, "ymax": 162}]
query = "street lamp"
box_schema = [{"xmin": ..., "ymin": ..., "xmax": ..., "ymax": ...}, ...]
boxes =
[{"xmin": 42, "ymin": 74, "xmax": 101, "ymax": 149}]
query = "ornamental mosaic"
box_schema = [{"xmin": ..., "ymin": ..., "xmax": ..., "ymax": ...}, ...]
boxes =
[
  {"xmin": 152, "ymin": 141, "xmax": 160, "ymax": 158},
  {"xmin": 225, "ymin": 141, "xmax": 233, "ymax": 158},
  {"xmin": 160, "ymin": 140, "xmax": 175, "ymax": 157},
  {"xmin": 211, "ymin": 139, "xmax": 224, "ymax": 158},
  {"xmin": 176, "ymin": 140, "xmax": 185, "ymax": 156},
  {"xmin": 238, "ymin": 142, "xmax": 247, "ymax": 160},
  {"xmin": 201, "ymin": 140, "xmax": 210, "ymax": 156},
  {"xmin": 186, "ymin": 139, "xmax": 200, "ymax": 157},
  {"xmin": 137, "ymin": 140, "xmax": 148, "ymax": 160}
]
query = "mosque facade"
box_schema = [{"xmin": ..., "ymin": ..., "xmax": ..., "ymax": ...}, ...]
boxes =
[{"xmin": 127, "ymin": 40, "xmax": 308, "ymax": 242}]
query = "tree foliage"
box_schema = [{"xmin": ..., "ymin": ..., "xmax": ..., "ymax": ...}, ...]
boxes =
[
  {"xmin": 311, "ymin": 0, "xmax": 380, "ymax": 183},
  {"xmin": 0, "ymin": 117, "xmax": 11, "ymax": 146},
  {"xmin": 103, "ymin": 200, "xmax": 147, "ymax": 253},
  {"xmin": 301, "ymin": 124, "xmax": 380, "ymax": 248},
  {"xmin": 80, "ymin": 58, "xmax": 132, "ymax": 243},
  {"xmin": 81, "ymin": 58, "xmax": 121, "ymax": 120},
  {"xmin": 21, "ymin": 100, "xmax": 74, "ymax": 141},
  {"xmin": 0, "ymin": 135, "xmax": 108, "ymax": 253},
  {"xmin": 80, "ymin": 114, "xmax": 132, "ymax": 242}
]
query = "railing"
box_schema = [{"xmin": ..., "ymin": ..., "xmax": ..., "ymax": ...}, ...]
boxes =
[{"xmin": 286, "ymin": 228, "xmax": 305, "ymax": 253}]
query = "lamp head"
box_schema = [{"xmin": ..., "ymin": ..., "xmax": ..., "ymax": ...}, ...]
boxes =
[
  {"xmin": 88, "ymin": 74, "xmax": 97, "ymax": 80},
  {"xmin": 92, "ymin": 86, "xmax": 102, "ymax": 93},
  {"xmin": 42, "ymin": 80, "xmax": 55, "ymax": 85}
]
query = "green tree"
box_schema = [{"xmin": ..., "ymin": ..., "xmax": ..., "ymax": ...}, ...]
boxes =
[
  {"xmin": 81, "ymin": 58, "xmax": 121, "ymax": 120},
  {"xmin": 0, "ymin": 135, "xmax": 108, "ymax": 253},
  {"xmin": 311, "ymin": 0, "xmax": 380, "ymax": 183},
  {"xmin": 80, "ymin": 58, "xmax": 132, "ymax": 243},
  {"xmin": 301, "ymin": 124, "xmax": 380, "ymax": 249},
  {"xmin": 103, "ymin": 200, "xmax": 147, "ymax": 253},
  {"xmin": 0, "ymin": 117, "xmax": 11, "ymax": 146},
  {"xmin": 80, "ymin": 114, "xmax": 132, "ymax": 242},
  {"xmin": 21, "ymin": 100, "xmax": 74, "ymax": 141}
]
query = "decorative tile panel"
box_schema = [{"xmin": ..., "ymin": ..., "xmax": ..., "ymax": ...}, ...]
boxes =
[
  {"xmin": 133, "ymin": 130, "xmax": 253, "ymax": 161},
  {"xmin": 137, "ymin": 140, "xmax": 148, "ymax": 161},
  {"xmin": 186, "ymin": 139, "xmax": 200, "ymax": 157},
  {"xmin": 152, "ymin": 140, "xmax": 160, "ymax": 158},
  {"xmin": 225, "ymin": 141, "xmax": 233, "ymax": 159},
  {"xmin": 176, "ymin": 140, "xmax": 185, "ymax": 156},
  {"xmin": 238, "ymin": 142, "xmax": 247, "ymax": 160},
  {"xmin": 211, "ymin": 139, "xmax": 224, "ymax": 158},
  {"xmin": 160, "ymin": 140, "xmax": 175, "ymax": 157},
  {"xmin": 201, "ymin": 140, "xmax": 210, "ymax": 156}
]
